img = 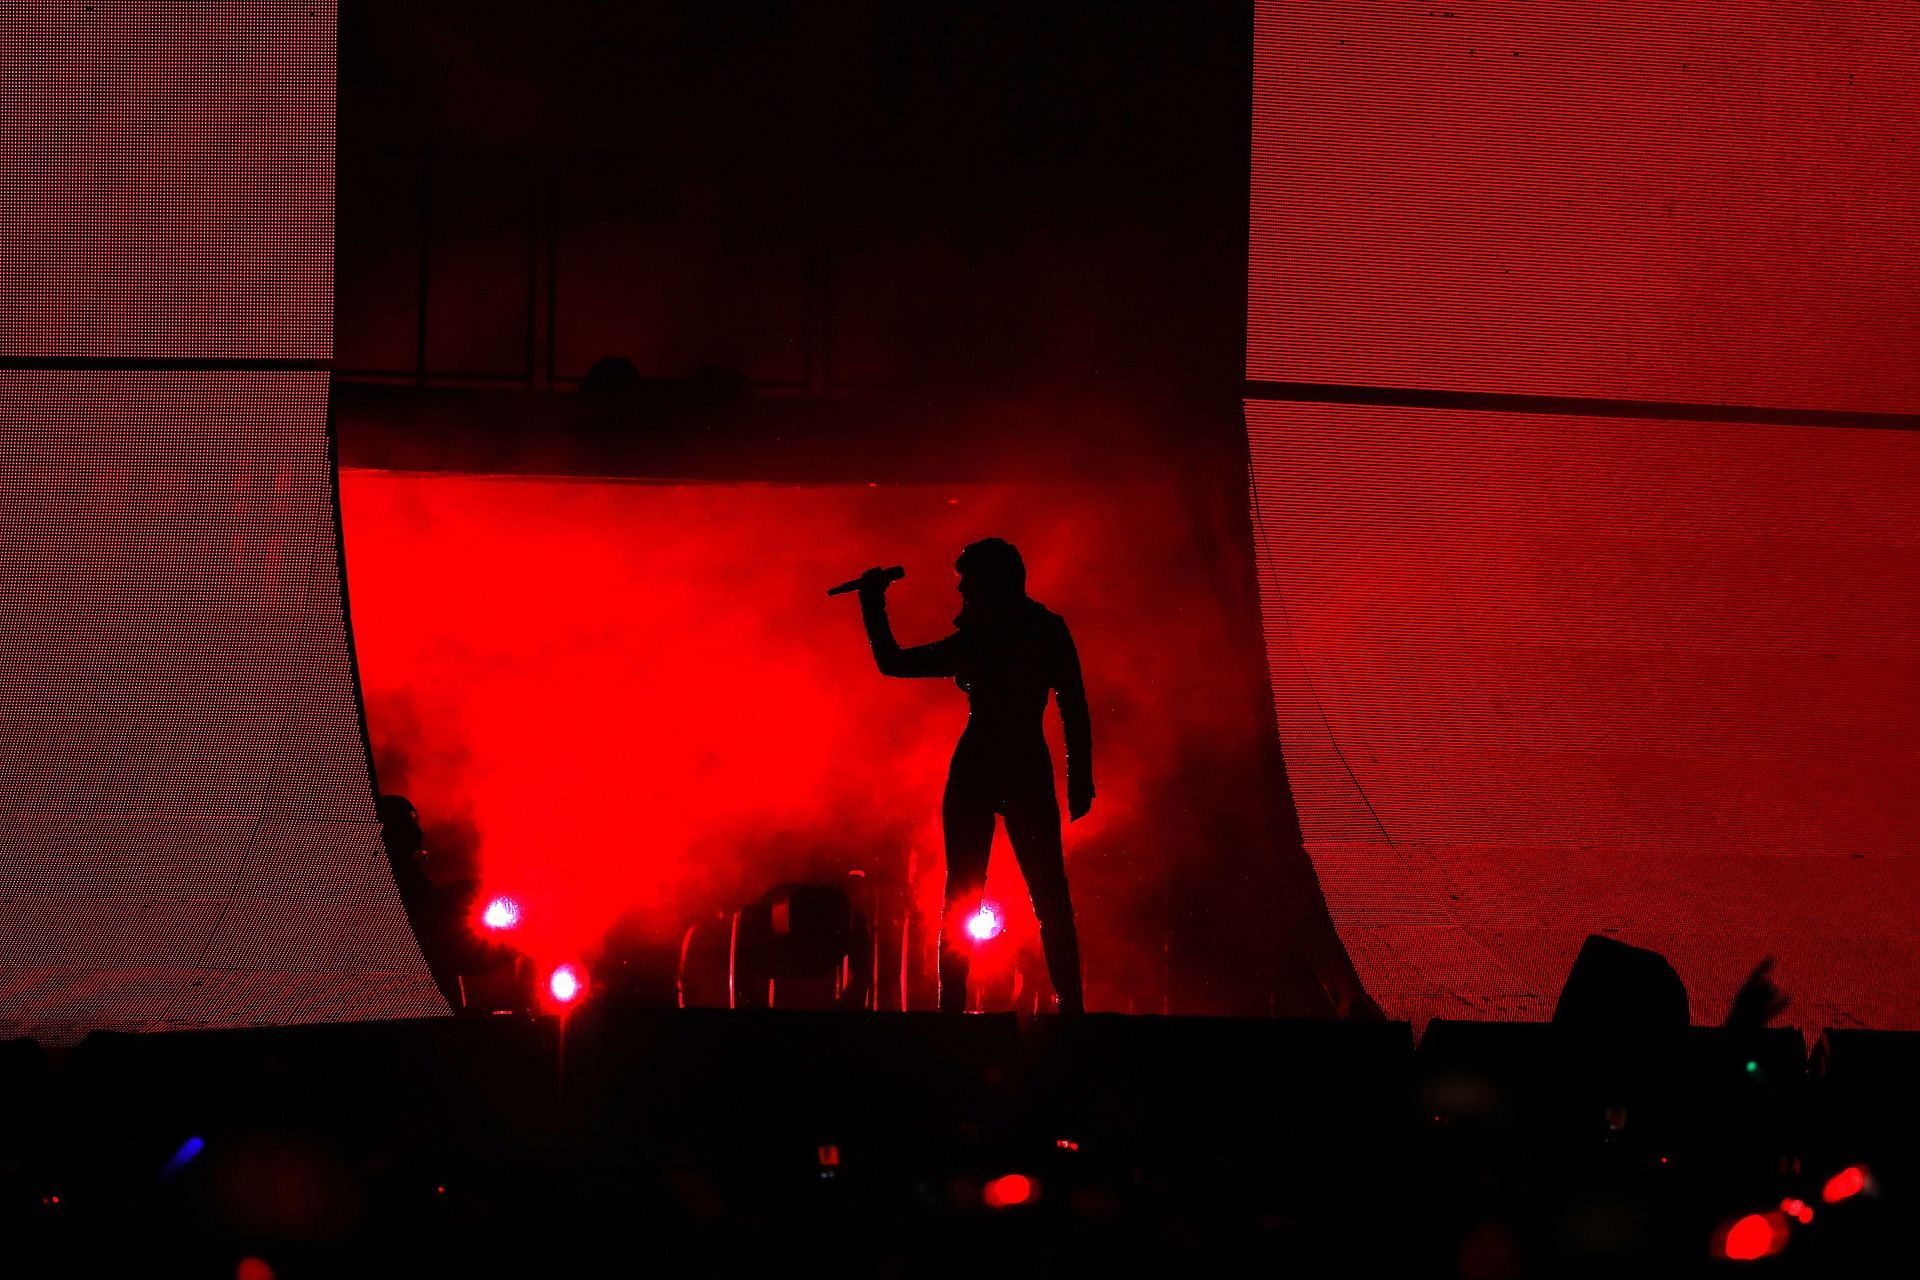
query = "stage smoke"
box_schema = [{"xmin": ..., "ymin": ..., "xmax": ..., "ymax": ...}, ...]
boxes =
[{"xmin": 340, "ymin": 439, "xmax": 1283, "ymax": 1012}]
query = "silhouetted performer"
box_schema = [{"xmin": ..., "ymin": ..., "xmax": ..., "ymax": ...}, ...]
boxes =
[
  {"xmin": 378, "ymin": 794, "xmax": 481, "ymax": 1010},
  {"xmin": 852, "ymin": 539, "xmax": 1092, "ymax": 1014}
]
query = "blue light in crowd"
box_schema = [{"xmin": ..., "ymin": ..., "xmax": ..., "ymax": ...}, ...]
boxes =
[{"xmin": 160, "ymin": 1135, "xmax": 205, "ymax": 1179}]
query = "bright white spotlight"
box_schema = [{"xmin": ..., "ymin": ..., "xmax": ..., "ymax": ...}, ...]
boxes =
[
  {"xmin": 966, "ymin": 903, "xmax": 1003, "ymax": 942},
  {"xmin": 548, "ymin": 963, "xmax": 585, "ymax": 1005},
  {"xmin": 481, "ymin": 895, "xmax": 521, "ymax": 931}
]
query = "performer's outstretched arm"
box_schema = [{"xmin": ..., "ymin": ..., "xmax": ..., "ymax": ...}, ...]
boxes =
[
  {"xmin": 860, "ymin": 587, "xmax": 962, "ymax": 678},
  {"xmin": 1054, "ymin": 620, "xmax": 1094, "ymax": 819}
]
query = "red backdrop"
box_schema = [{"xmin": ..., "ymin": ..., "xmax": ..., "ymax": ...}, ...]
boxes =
[
  {"xmin": 1248, "ymin": 1, "xmax": 1920, "ymax": 1030},
  {"xmin": 339, "ymin": 469, "xmax": 1280, "ymax": 1012}
]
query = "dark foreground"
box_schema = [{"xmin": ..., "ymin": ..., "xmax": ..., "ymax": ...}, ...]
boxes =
[{"xmin": 2, "ymin": 1009, "xmax": 1912, "ymax": 1277}]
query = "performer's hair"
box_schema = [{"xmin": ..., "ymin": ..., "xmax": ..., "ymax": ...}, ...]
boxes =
[{"xmin": 955, "ymin": 537, "xmax": 1026, "ymax": 596}]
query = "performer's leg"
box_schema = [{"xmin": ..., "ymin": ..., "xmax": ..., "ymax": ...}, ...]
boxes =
[
  {"xmin": 1004, "ymin": 792, "xmax": 1083, "ymax": 1014},
  {"xmin": 940, "ymin": 778, "xmax": 996, "ymax": 1014}
]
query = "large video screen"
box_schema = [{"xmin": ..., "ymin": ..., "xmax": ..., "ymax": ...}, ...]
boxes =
[
  {"xmin": 0, "ymin": 373, "xmax": 444, "ymax": 1041},
  {"xmin": 0, "ymin": 2, "xmax": 336, "ymax": 358},
  {"xmin": 1251, "ymin": 1, "xmax": 1920, "ymax": 412},
  {"xmin": 1249, "ymin": 0, "xmax": 1920, "ymax": 1031},
  {"xmin": 1245, "ymin": 398, "xmax": 1920, "ymax": 1030}
]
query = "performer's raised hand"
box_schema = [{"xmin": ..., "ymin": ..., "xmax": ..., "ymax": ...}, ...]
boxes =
[{"xmin": 826, "ymin": 565, "xmax": 905, "ymax": 597}]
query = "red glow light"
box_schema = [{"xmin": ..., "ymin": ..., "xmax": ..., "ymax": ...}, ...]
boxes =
[
  {"xmin": 966, "ymin": 903, "xmax": 1004, "ymax": 943},
  {"xmin": 1716, "ymin": 1212, "xmax": 1790, "ymax": 1262},
  {"xmin": 547, "ymin": 964, "xmax": 586, "ymax": 1006},
  {"xmin": 982, "ymin": 1173, "xmax": 1035, "ymax": 1209},
  {"xmin": 1779, "ymin": 1198, "xmax": 1814, "ymax": 1225},
  {"xmin": 1822, "ymin": 1165, "xmax": 1869, "ymax": 1203},
  {"xmin": 481, "ymin": 896, "xmax": 521, "ymax": 931}
]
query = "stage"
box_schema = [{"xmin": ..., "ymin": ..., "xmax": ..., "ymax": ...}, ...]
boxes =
[{"xmin": 7, "ymin": 2, "xmax": 1920, "ymax": 1276}]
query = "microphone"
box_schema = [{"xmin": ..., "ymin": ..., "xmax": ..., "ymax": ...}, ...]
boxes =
[{"xmin": 827, "ymin": 566, "xmax": 905, "ymax": 597}]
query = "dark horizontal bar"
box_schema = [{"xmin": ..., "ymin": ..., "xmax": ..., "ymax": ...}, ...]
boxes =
[
  {"xmin": 335, "ymin": 368, "xmax": 531, "ymax": 382},
  {"xmin": 1244, "ymin": 380, "xmax": 1920, "ymax": 433},
  {"xmin": 333, "ymin": 369, "xmax": 818, "ymax": 390},
  {"xmin": 0, "ymin": 356, "xmax": 332, "ymax": 373}
]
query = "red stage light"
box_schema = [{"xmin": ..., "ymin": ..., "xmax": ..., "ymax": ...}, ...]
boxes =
[
  {"xmin": 1715, "ymin": 1212, "xmax": 1790, "ymax": 1262},
  {"xmin": 481, "ymin": 896, "xmax": 521, "ymax": 931},
  {"xmin": 547, "ymin": 964, "xmax": 586, "ymax": 1006},
  {"xmin": 1822, "ymin": 1165, "xmax": 1870, "ymax": 1204},
  {"xmin": 982, "ymin": 1173, "xmax": 1035, "ymax": 1209},
  {"xmin": 966, "ymin": 903, "xmax": 1004, "ymax": 943},
  {"xmin": 1779, "ymin": 1198, "xmax": 1814, "ymax": 1225}
]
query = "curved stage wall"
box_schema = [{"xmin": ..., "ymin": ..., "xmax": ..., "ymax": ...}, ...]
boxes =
[
  {"xmin": 0, "ymin": 5, "xmax": 444, "ymax": 1040},
  {"xmin": 1249, "ymin": 2, "xmax": 1920, "ymax": 1030}
]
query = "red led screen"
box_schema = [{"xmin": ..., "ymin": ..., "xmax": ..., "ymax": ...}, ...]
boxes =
[
  {"xmin": 337, "ymin": 469, "xmax": 1291, "ymax": 1013},
  {"xmin": 0, "ymin": 374, "xmax": 444, "ymax": 1041},
  {"xmin": 0, "ymin": 2, "xmax": 336, "ymax": 358},
  {"xmin": 1251, "ymin": 2, "xmax": 1920, "ymax": 412},
  {"xmin": 1245, "ymin": 399, "xmax": 1920, "ymax": 1031}
]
